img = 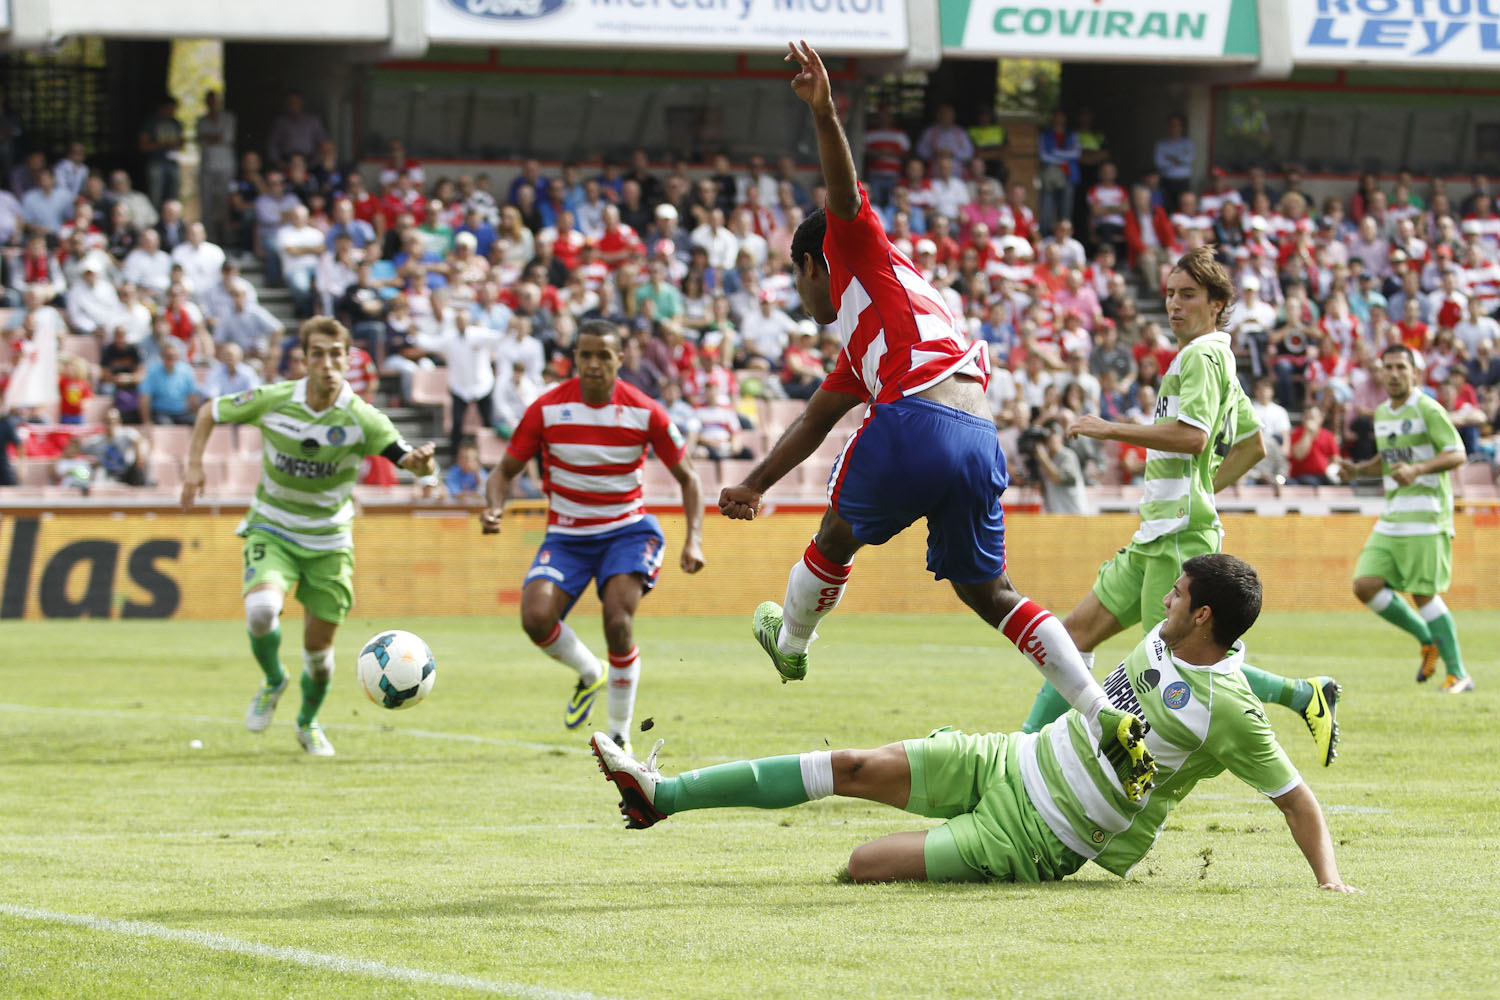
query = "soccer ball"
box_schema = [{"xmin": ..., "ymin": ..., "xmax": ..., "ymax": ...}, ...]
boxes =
[{"xmin": 356, "ymin": 630, "xmax": 436, "ymax": 710}]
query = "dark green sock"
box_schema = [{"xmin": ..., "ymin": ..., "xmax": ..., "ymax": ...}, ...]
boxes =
[
  {"xmin": 1427, "ymin": 612, "xmax": 1467, "ymax": 679},
  {"xmin": 653, "ymin": 755, "xmax": 808, "ymax": 815},
  {"xmin": 1372, "ymin": 592, "xmax": 1433, "ymax": 644},
  {"xmin": 1241, "ymin": 664, "xmax": 1312, "ymax": 711},
  {"xmin": 249, "ymin": 629, "xmax": 286, "ymax": 686},
  {"xmin": 296, "ymin": 670, "xmax": 330, "ymax": 728},
  {"xmin": 1022, "ymin": 682, "xmax": 1073, "ymax": 734}
]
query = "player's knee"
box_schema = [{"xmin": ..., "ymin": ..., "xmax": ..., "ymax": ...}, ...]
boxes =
[
  {"xmin": 1352, "ymin": 578, "xmax": 1381, "ymax": 603},
  {"xmin": 846, "ymin": 843, "xmax": 890, "ymax": 883},
  {"xmin": 520, "ymin": 608, "xmax": 558, "ymax": 645},
  {"xmin": 602, "ymin": 610, "xmax": 634, "ymax": 651},
  {"xmin": 303, "ymin": 646, "xmax": 335, "ymax": 682},
  {"xmin": 244, "ymin": 589, "xmax": 282, "ymax": 638}
]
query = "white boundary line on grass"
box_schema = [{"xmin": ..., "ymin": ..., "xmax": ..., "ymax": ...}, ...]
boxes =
[
  {"xmin": 0, "ymin": 903, "xmax": 629, "ymax": 1000},
  {"xmin": 0, "ymin": 702, "xmax": 592, "ymax": 755}
]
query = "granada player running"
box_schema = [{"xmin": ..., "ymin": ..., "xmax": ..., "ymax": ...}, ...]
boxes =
[
  {"xmin": 481, "ymin": 320, "xmax": 705, "ymax": 753},
  {"xmin": 718, "ymin": 40, "xmax": 1154, "ymax": 802},
  {"xmin": 592, "ymin": 555, "xmax": 1357, "ymax": 892},
  {"xmin": 182, "ymin": 317, "xmax": 438, "ymax": 757}
]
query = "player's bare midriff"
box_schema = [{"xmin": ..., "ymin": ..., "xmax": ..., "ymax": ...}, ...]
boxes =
[{"xmin": 915, "ymin": 372, "xmax": 990, "ymax": 422}]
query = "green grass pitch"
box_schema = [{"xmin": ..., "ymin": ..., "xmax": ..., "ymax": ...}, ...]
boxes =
[{"xmin": 2, "ymin": 611, "xmax": 1499, "ymax": 999}]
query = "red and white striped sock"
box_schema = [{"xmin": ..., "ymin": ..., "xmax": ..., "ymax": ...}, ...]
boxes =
[
  {"xmin": 607, "ymin": 646, "xmax": 641, "ymax": 737},
  {"xmin": 779, "ymin": 539, "xmax": 853, "ymax": 655},
  {"xmin": 999, "ymin": 598, "xmax": 1108, "ymax": 724},
  {"xmin": 535, "ymin": 621, "xmax": 602, "ymax": 686}
]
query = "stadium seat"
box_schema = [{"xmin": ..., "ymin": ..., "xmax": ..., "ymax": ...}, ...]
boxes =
[
  {"xmin": 19, "ymin": 463, "xmax": 51, "ymax": 486},
  {"xmin": 82, "ymin": 396, "xmax": 112, "ymax": 424},
  {"xmin": 148, "ymin": 424, "xmax": 192, "ymax": 457},
  {"xmin": 475, "ymin": 427, "xmax": 506, "ymax": 465},
  {"xmin": 63, "ymin": 334, "xmax": 100, "ymax": 365},
  {"xmin": 148, "ymin": 454, "xmax": 183, "ymax": 488},
  {"xmin": 204, "ymin": 426, "xmax": 237, "ymax": 459},
  {"xmin": 410, "ymin": 367, "xmax": 450, "ymax": 408},
  {"xmin": 1459, "ymin": 462, "xmax": 1495, "ymax": 487},
  {"xmin": 198, "ymin": 458, "xmax": 230, "ymax": 490},
  {"xmin": 766, "ymin": 399, "xmax": 805, "ymax": 432},
  {"xmin": 225, "ymin": 458, "xmax": 264, "ymax": 495},
  {"xmin": 236, "ymin": 426, "xmax": 263, "ymax": 457},
  {"xmin": 642, "ymin": 460, "xmax": 681, "ymax": 502}
]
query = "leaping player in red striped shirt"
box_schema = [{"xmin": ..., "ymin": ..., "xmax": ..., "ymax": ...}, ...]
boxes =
[
  {"xmin": 480, "ymin": 319, "xmax": 705, "ymax": 754},
  {"xmin": 716, "ymin": 41, "xmax": 1155, "ymax": 802}
]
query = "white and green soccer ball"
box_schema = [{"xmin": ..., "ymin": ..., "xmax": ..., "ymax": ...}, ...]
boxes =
[{"xmin": 356, "ymin": 630, "xmax": 436, "ymax": 710}]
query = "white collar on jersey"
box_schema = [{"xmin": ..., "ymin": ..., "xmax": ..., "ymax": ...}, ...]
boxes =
[
  {"xmin": 292, "ymin": 377, "xmax": 354, "ymax": 415},
  {"xmin": 1144, "ymin": 622, "xmax": 1247, "ymax": 675},
  {"xmin": 1185, "ymin": 331, "xmax": 1232, "ymax": 349}
]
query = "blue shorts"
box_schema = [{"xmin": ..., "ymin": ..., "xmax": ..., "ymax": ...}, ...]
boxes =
[
  {"xmin": 524, "ymin": 515, "xmax": 667, "ymax": 618},
  {"xmin": 826, "ymin": 395, "xmax": 1008, "ymax": 585}
]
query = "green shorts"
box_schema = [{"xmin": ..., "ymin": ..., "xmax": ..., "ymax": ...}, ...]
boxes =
[
  {"xmin": 1093, "ymin": 529, "xmax": 1221, "ymax": 632},
  {"xmin": 903, "ymin": 730, "xmax": 1085, "ymax": 883},
  {"xmin": 241, "ymin": 529, "xmax": 355, "ymax": 625},
  {"xmin": 1354, "ymin": 530, "xmax": 1452, "ymax": 596}
]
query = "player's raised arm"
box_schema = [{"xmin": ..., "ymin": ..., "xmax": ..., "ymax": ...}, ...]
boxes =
[
  {"xmin": 181, "ymin": 399, "xmax": 219, "ymax": 508},
  {"xmin": 786, "ymin": 41, "xmax": 859, "ymax": 221},
  {"xmin": 1068, "ymin": 412, "xmax": 1210, "ymax": 455},
  {"xmin": 480, "ymin": 452, "xmax": 527, "ymax": 534},
  {"xmin": 1271, "ymin": 781, "xmax": 1359, "ymax": 892},
  {"xmin": 719, "ymin": 385, "xmax": 862, "ymax": 520}
]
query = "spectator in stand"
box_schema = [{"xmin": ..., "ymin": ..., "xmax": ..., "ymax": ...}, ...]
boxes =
[
  {"xmin": 65, "ymin": 260, "xmax": 121, "ymax": 335},
  {"xmin": 215, "ymin": 279, "xmax": 284, "ymax": 367},
  {"xmin": 85, "ymin": 407, "xmax": 150, "ymax": 485},
  {"xmin": 226, "ymin": 151, "xmax": 265, "ymax": 252},
  {"xmin": 1227, "ymin": 274, "xmax": 1277, "ymax": 385},
  {"xmin": 139, "ymin": 96, "xmax": 183, "ymax": 208},
  {"xmin": 9, "ymin": 150, "xmax": 46, "ymax": 196},
  {"xmin": 1270, "ymin": 282, "xmax": 1319, "ymax": 407},
  {"xmin": 1123, "ymin": 183, "xmax": 1175, "ymax": 288},
  {"xmin": 1033, "ymin": 418, "xmax": 1091, "ymax": 514},
  {"xmin": 694, "ymin": 391, "xmax": 753, "ymax": 462},
  {"xmin": 1287, "ymin": 404, "xmax": 1340, "ymax": 486},
  {"xmin": 265, "ymin": 90, "xmax": 327, "ymax": 169},
  {"xmin": 1086, "ymin": 160, "xmax": 1127, "ymax": 256},
  {"xmin": 53, "ymin": 437, "xmax": 94, "ymax": 493},
  {"xmin": 196, "ymin": 90, "xmax": 237, "ymax": 243},
  {"xmin": 915, "ymin": 103, "xmax": 975, "ymax": 168},
  {"xmin": 326, "ymin": 196, "xmax": 376, "ymax": 251},
  {"xmin": 780, "ymin": 322, "xmax": 824, "ymax": 400},
  {"xmin": 864, "ymin": 105, "xmax": 910, "ymax": 207},
  {"xmin": 53, "ymin": 141, "xmax": 89, "ymax": 201},
  {"xmin": 925, "ymin": 152, "xmax": 968, "ymax": 223},
  {"xmin": 1153, "ymin": 113, "xmax": 1194, "ymax": 214},
  {"xmin": 1247, "ymin": 375, "xmax": 1290, "ymax": 487},
  {"xmin": 1088, "ymin": 319, "xmax": 1132, "ymax": 382},
  {"xmin": 492, "ymin": 359, "xmax": 542, "ymax": 440},
  {"xmin": 12, "ymin": 234, "xmax": 63, "ymax": 302},
  {"xmin": 253, "ymin": 172, "xmax": 300, "ymax": 283},
  {"xmin": 1, "ymin": 407, "xmax": 26, "ymax": 484},
  {"xmin": 161, "ymin": 283, "xmax": 211, "ymax": 363},
  {"xmin": 276, "ymin": 204, "xmax": 325, "ymax": 318},
  {"xmin": 155, "ymin": 198, "xmax": 186, "ymax": 253},
  {"xmin": 102, "ymin": 201, "xmax": 138, "ymax": 262},
  {"xmin": 617, "ymin": 334, "xmax": 666, "ymax": 399},
  {"xmin": 739, "ymin": 288, "xmax": 797, "ymax": 369},
  {"xmin": 1467, "ymin": 338, "xmax": 1500, "ymax": 390},
  {"xmin": 1037, "ymin": 108, "xmax": 1080, "ymax": 237},
  {"xmin": 20, "ymin": 167, "xmax": 72, "ymax": 236},
  {"xmin": 416, "ymin": 301, "xmax": 507, "ymax": 461},
  {"xmin": 56, "ymin": 356, "xmax": 93, "ymax": 425},
  {"xmin": 100, "ymin": 325, "xmax": 145, "ymax": 421},
  {"xmin": 202, "ymin": 341, "xmax": 261, "ymax": 398},
  {"xmin": 139, "ymin": 339, "xmax": 200, "ymax": 425},
  {"xmin": 444, "ymin": 439, "xmax": 487, "ymax": 500},
  {"xmin": 122, "ymin": 227, "xmax": 173, "ymax": 300}
]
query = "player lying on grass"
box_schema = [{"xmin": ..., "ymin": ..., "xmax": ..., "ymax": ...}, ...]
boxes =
[
  {"xmin": 593, "ymin": 553, "xmax": 1357, "ymax": 891},
  {"xmin": 717, "ymin": 40, "xmax": 1155, "ymax": 802}
]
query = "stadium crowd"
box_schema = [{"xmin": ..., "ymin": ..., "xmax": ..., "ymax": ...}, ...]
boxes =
[{"xmin": 2, "ymin": 91, "xmax": 1499, "ymax": 506}]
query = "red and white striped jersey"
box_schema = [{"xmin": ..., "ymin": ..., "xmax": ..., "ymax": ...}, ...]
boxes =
[
  {"xmin": 821, "ymin": 187, "xmax": 988, "ymax": 405},
  {"xmin": 507, "ymin": 378, "xmax": 685, "ymax": 536}
]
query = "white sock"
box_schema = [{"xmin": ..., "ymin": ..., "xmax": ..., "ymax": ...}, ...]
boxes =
[
  {"xmin": 606, "ymin": 646, "xmax": 640, "ymax": 737},
  {"xmin": 536, "ymin": 621, "xmax": 602, "ymax": 685},
  {"xmin": 778, "ymin": 539, "xmax": 852, "ymax": 655},
  {"xmin": 799, "ymin": 750, "xmax": 835, "ymax": 800},
  {"xmin": 999, "ymin": 597, "xmax": 1110, "ymax": 728},
  {"xmin": 303, "ymin": 646, "xmax": 335, "ymax": 682},
  {"xmin": 1082, "ymin": 651, "xmax": 1095, "ymax": 671},
  {"xmin": 1365, "ymin": 587, "xmax": 1395, "ymax": 613},
  {"xmin": 1419, "ymin": 597, "xmax": 1449, "ymax": 622}
]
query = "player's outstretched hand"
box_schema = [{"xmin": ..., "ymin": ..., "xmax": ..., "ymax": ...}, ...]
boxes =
[
  {"xmin": 680, "ymin": 540, "xmax": 705, "ymax": 574},
  {"xmin": 180, "ymin": 466, "xmax": 204, "ymax": 510},
  {"xmin": 719, "ymin": 484, "xmax": 762, "ymax": 521},
  {"xmin": 785, "ymin": 40, "xmax": 833, "ymax": 115},
  {"xmin": 401, "ymin": 441, "xmax": 438, "ymax": 477},
  {"xmin": 1067, "ymin": 414, "xmax": 1114, "ymax": 442},
  {"xmin": 479, "ymin": 506, "xmax": 504, "ymax": 535}
]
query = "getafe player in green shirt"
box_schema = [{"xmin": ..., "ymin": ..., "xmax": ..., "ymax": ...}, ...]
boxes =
[
  {"xmin": 1023, "ymin": 247, "xmax": 1344, "ymax": 767},
  {"xmin": 182, "ymin": 317, "xmax": 437, "ymax": 756},
  {"xmin": 591, "ymin": 553, "xmax": 1356, "ymax": 891},
  {"xmin": 1341, "ymin": 344, "xmax": 1473, "ymax": 693}
]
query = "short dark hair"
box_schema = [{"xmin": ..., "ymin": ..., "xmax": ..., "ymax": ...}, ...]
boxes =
[
  {"xmin": 1181, "ymin": 553, "xmax": 1262, "ymax": 648},
  {"xmin": 1170, "ymin": 246, "xmax": 1235, "ymax": 330},
  {"xmin": 1381, "ymin": 343, "xmax": 1416, "ymax": 365},
  {"xmin": 299, "ymin": 317, "xmax": 352, "ymax": 352},
  {"xmin": 790, "ymin": 209, "xmax": 828, "ymax": 273},
  {"xmin": 577, "ymin": 318, "xmax": 622, "ymax": 350}
]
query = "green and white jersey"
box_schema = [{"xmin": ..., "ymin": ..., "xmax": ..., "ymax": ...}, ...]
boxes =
[
  {"xmin": 1134, "ymin": 332, "xmax": 1258, "ymax": 545},
  {"xmin": 1016, "ymin": 624, "xmax": 1300, "ymax": 878},
  {"xmin": 1373, "ymin": 393, "xmax": 1463, "ymax": 538},
  {"xmin": 213, "ymin": 379, "xmax": 404, "ymax": 552}
]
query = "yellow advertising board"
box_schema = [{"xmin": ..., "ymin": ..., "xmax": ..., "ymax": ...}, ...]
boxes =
[{"xmin": 1, "ymin": 508, "xmax": 1497, "ymax": 621}]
